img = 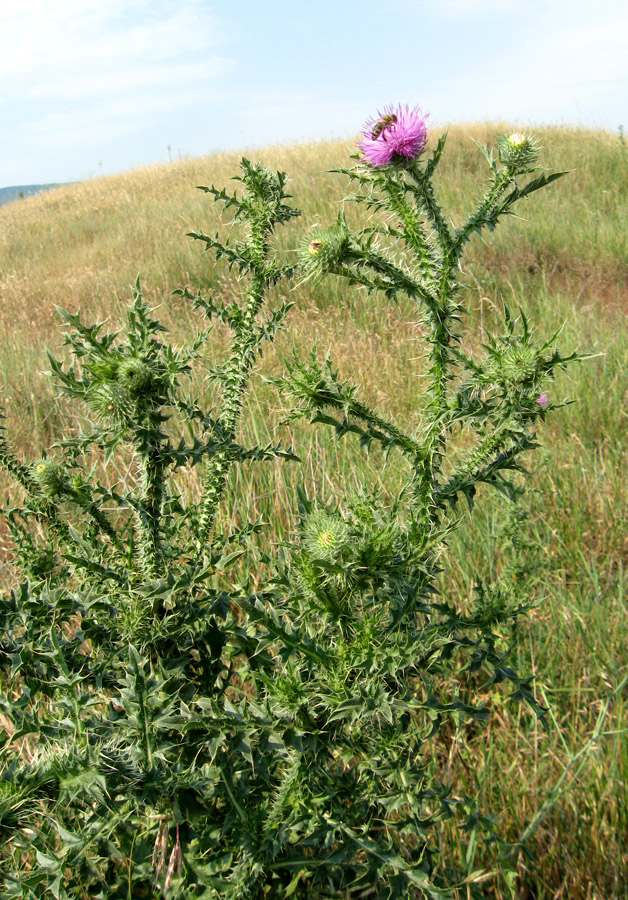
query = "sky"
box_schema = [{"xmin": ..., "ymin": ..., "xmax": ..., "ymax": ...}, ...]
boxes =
[{"xmin": 1, "ymin": 0, "xmax": 626, "ymax": 186}]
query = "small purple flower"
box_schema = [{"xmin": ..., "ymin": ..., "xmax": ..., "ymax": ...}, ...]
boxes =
[
  {"xmin": 358, "ymin": 104, "xmax": 429, "ymax": 168},
  {"xmin": 536, "ymin": 393, "xmax": 549, "ymax": 407}
]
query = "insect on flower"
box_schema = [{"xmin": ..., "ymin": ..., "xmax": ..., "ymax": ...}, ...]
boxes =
[{"xmin": 370, "ymin": 113, "xmax": 398, "ymax": 140}]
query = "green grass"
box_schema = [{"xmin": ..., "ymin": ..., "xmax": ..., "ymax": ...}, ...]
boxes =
[{"xmin": 1, "ymin": 124, "xmax": 627, "ymax": 897}]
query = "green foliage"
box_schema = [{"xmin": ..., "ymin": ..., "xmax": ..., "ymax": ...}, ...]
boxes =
[{"xmin": 0, "ymin": 135, "xmax": 575, "ymax": 898}]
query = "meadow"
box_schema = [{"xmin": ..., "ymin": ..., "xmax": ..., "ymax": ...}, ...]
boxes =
[{"xmin": 0, "ymin": 123, "xmax": 626, "ymax": 898}]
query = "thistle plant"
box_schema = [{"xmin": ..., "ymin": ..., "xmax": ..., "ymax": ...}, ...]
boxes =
[{"xmin": 0, "ymin": 114, "xmax": 577, "ymax": 899}]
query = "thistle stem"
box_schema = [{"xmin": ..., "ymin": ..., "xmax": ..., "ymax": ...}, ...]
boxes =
[
  {"xmin": 382, "ymin": 176, "xmax": 440, "ymax": 308},
  {"xmin": 136, "ymin": 438, "xmax": 165, "ymax": 578},
  {"xmin": 197, "ymin": 269, "xmax": 267, "ymax": 547},
  {"xmin": 453, "ymin": 170, "xmax": 511, "ymax": 258}
]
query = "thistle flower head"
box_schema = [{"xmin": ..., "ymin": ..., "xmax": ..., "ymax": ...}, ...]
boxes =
[
  {"xmin": 497, "ymin": 131, "xmax": 541, "ymax": 174},
  {"xmin": 358, "ymin": 104, "xmax": 429, "ymax": 168},
  {"xmin": 536, "ymin": 392, "xmax": 549, "ymax": 407}
]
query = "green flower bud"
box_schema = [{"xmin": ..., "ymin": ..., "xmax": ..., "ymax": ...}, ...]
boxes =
[
  {"xmin": 32, "ymin": 458, "xmax": 67, "ymax": 497},
  {"xmin": 117, "ymin": 358, "xmax": 161, "ymax": 397},
  {"xmin": 503, "ymin": 345, "xmax": 538, "ymax": 384},
  {"xmin": 90, "ymin": 382, "xmax": 135, "ymax": 427},
  {"xmin": 69, "ymin": 473, "xmax": 84, "ymax": 491},
  {"xmin": 303, "ymin": 511, "xmax": 350, "ymax": 563},
  {"xmin": 491, "ymin": 344, "xmax": 540, "ymax": 388},
  {"xmin": 496, "ymin": 132, "xmax": 541, "ymax": 173},
  {"xmin": 299, "ymin": 213, "xmax": 352, "ymax": 278}
]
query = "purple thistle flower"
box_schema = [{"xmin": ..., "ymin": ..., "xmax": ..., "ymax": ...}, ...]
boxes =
[
  {"xmin": 358, "ymin": 104, "xmax": 429, "ymax": 168},
  {"xmin": 536, "ymin": 393, "xmax": 549, "ymax": 407}
]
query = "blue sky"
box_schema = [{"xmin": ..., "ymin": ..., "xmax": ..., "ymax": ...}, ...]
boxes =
[{"xmin": 1, "ymin": 0, "xmax": 626, "ymax": 185}]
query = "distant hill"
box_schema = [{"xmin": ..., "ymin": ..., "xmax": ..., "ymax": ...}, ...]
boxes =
[{"xmin": 0, "ymin": 183, "xmax": 67, "ymax": 207}]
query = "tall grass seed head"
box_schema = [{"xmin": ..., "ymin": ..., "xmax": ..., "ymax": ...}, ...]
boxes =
[
  {"xmin": 358, "ymin": 104, "xmax": 429, "ymax": 167},
  {"xmin": 303, "ymin": 510, "xmax": 350, "ymax": 563},
  {"xmin": 497, "ymin": 132, "xmax": 541, "ymax": 173}
]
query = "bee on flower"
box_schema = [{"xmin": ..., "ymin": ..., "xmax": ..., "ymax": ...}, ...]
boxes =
[{"xmin": 358, "ymin": 104, "xmax": 429, "ymax": 167}]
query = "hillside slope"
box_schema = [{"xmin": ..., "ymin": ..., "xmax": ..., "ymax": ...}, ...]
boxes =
[
  {"xmin": 0, "ymin": 182, "xmax": 67, "ymax": 207},
  {"xmin": 1, "ymin": 126, "xmax": 625, "ymax": 342}
]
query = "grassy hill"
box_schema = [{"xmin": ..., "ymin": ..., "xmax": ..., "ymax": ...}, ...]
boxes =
[
  {"xmin": 0, "ymin": 125, "xmax": 627, "ymax": 897},
  {"xmin": 0, "ymin": 182, "xmax": 68, "ymax": 207}
]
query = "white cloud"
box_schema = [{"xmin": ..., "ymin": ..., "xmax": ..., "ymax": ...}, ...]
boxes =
[
  {"xmin": 23, "ymin": 86, "xmax": 215, "ymax": 148},
  {"xmin": 25, "ymin": 58, "xmax": 231, "ymax": 103},
  {"xmin": 0, "ymin": 0, "xmax": 233, "ymax": 145},
  {"xmin": 391, "ymin": 0, "xmax": 525, "ymax": 18},
  {"xmin": 0, "ymin": 0, "xmax": 239, "ymax": 183},
  {"xmin": 394, "ymin": 0, "xmax": 628, "ymax": 25},
  {"xmin": 422, "ymin": 1, "xmax": 628, "ymax": 127},
  {"xmin": 431, "ymin": 0, "xmax": 524, "ymax": 14}
]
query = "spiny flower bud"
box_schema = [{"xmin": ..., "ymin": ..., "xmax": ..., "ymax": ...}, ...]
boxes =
[
  {"xmin": 69, "ymin": 473, "xmax": 84, "ymax": 491},
  {"xmin": 303, "ymin": 511, "xmax": 350, "ymax": 563},
  {"xmin": 299, "ymin": 213, "xmax": 352, "ymax": 279},
  {"xmin": 503, "ymin": 345, "xmax": 538, "ymax": 384},
  {"xmin": 492, "ymin": 344, "xmax": 540, "ymax": 387},
  {"xmin": 90, "ymin": 382, "xmax": 135, "ymax": 427},
  {"xmin": 117, "ymin": 358, "xmax": 161, "ymax": 397},
  {"xmin": 32, "ymin": 458, "xmax": 67, "ymax": 497},
  {"xmin": 496, "ymin": 132, "xmax": 541, "ymax": 174}
]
